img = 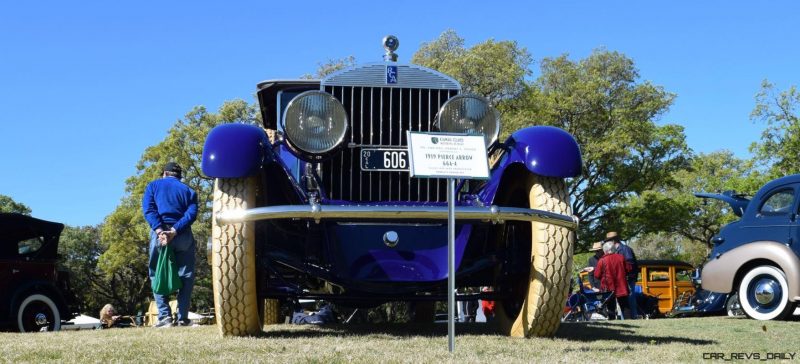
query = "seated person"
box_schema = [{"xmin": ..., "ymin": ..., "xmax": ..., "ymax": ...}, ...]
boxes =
[{"xmin": 99, "ymin": 304, "xmax": 136, "ymax": 328}]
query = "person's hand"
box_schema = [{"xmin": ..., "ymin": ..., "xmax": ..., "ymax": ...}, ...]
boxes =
[
  {"xmin": 592, "ymin": 287, "xmax": 600, "ymax": 292},
  {"xmin": 158, "ymin": 231, "xmax": 169, "ymax": 246},
  {"xmin": 583, "ymin": 267, "xmax": 594, "ymax": 272},
  {"xmin": 163, "ymin": 228, "xmax": 177, "ymax": 245}
]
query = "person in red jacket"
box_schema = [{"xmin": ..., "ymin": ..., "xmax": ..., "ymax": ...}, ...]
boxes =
[
  {"xmin": 593, "ymin": 241, "xmax": 631, "ymax": 320},
  {"xmin": 481, "ymin": 286, "xmax": 495, "ymax": 322}
]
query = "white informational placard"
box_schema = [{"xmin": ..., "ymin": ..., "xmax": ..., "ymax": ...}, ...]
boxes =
[{"xmin": 407, "ymin": 132, "xmax": 490, "ymax": 179}]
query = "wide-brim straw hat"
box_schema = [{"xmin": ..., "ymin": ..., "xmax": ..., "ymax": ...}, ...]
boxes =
[
  {"xmin": 605, "ymin": 231, "xmax": 620, "ymax": 242},
  {"xmin": 590, "ymin": 241, "xmax": 603, "ymax": 251}
]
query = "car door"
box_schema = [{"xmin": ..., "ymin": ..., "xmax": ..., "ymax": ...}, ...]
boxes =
[
  {"xmin": 746, "ymin": 185, "xmax": 797, "ymax": 246},
  {"xmin": 0, "ymin": 255, "xmax": 11, "ymax": 294},
  {"xmin": 643, "ymin": 265, "xmax": 671, "ymax": 313},
  {"xmin": 673, "ymin": 266, "xmax": 695, "ymax": 306},
  {"xmin": 3, "ymin": 236, "xmax": 54, "ymax": 293}
]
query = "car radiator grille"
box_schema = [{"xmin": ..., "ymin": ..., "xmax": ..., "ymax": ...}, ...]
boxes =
[{"xmin": 321, "ymin": 86, "xmax": 458, "ymax": 202}]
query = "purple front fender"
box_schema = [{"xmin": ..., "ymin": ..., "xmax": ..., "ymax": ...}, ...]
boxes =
[
  {"xmin": 201, "ymin": 123, "xmax": 271, "ymax": 178},
  {"xmin": 480, "ymin": 125, "xmax": 582, "ymax": 204}
]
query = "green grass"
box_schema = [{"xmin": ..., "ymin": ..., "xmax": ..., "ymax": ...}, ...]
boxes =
[{"xmin": 2, "ymin": 317, "xmax": 799, "ymax": 363}]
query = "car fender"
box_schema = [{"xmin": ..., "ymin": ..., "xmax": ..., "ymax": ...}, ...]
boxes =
[
  {"xmin": 202, "ymin": 123, "xmax": 273, "ymax": 178},
  {"xmin": 701, "ymin": 241, "xmax": 800, "ymax": 301},
  {"xmin": 505, "ymin": 125, "xmax": 582, "ymax": 178},
  {"xmin": 479, "ymin": 126, "xmax": 581, "ymax": 204}
]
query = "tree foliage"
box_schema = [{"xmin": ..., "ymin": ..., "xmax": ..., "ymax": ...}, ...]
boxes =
[
  {"xmin": 750, "ymin": 80, "xmax": 800, "ymax": 177},
  {"xmin": 97, "ymin": 100, "xmax": 258, "ymax": 314},
  {"xmin": 302, "ymin": 56, "xmax": 357, "ymax": 79},
  {"xmin": 412, "ymin": 30, "xmax": 531, "ymax": 104},
  {"xmin": 621, "ymin": 151, "xmax": 768, "ymax": 265},
  {"xmin": 0, "ymin": 194, "xmax": 31, "ymax": 215},
  {"xmin": 58, "ymin": 225, "xmax": 107, "ymax": 315},
  {"xmin": 517, "ymin": 51, "xmax": 690, "ymax": 248},
  {"xmin": 412, "ymin": 31, "xmax": 691, "ymax": 251},
  {"xmin": 632, "ymin": 233, "xmax": 709, "ymax": 267}
]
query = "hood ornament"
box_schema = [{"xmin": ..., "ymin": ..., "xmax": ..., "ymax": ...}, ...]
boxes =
[{"xmin": 383, "ymin": 35, "xmax": 399, "ymax": 62}]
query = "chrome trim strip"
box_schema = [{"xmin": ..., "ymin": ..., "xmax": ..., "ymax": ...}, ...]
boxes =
[
  {"xmin": 388, "ymin": 88, "xmax": 393, "ymax": 199},
  {"xmin": 216, "ymin": 204, "xmax": 579, "ymax": 230},
  {"xmin": 379, "ymin": 88, "xmax": 384, "ymax": 198},
  {"xmin": 360, "ymin": 87, "xmax": 364, "ymax": 201},
  {"xmin": 417, "ymin": 89, "xmax": 422, "ymax": 199},
  {"xmin": 336, "ymin": 222, "xmax": 442, "ymax": 226},
  {"xmin": 339, "ymin": 86, "xmax": 345, "ymax": 198},
  {"xmin": 427, "ymin": 90, "xmax": 432, "ymax": 202},
  {"xmin": 349, "ymin": 86, "xmax": 354, "ymax": 199},
  {"xmin": 369, "ymin": 88, "xmax": 374, "ymax": 200}
]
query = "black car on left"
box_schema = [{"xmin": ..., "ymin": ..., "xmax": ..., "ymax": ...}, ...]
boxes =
[{"xmin": 0, "ymin": 213, "xmax": 78, "ymax": 332}]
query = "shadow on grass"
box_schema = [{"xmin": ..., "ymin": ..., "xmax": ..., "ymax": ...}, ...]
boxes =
[
  {"xmin": 259, "ymin": 322, "xmax": 503, "ymax": 339},
  {"xmin": 257, "ymin": 321, "xmax": 717, "ymax": 346},
  {"xmin": 556, "ymin": 321, "xmax": 717, "ymax": 346}
]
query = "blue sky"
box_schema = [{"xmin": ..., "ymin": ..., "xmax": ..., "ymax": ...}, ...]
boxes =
[{"xmin": 1, "ymin": 1, "xmax": 798, "ymax": 226}]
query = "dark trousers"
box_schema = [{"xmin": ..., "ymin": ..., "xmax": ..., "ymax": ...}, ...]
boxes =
[
  {"xmin": 148, "ymin": 229, "xmax": 196, "ymax": 322},
  {"xmin": 627, "ymin": 276, "xmax": 639, "ymax": 319},
  {"xmin": 607, "ymin": 295, "xmax": 629, "ymax": 320}
]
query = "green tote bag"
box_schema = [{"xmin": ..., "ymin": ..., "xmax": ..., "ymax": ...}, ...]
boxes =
[{"xmin": 152, "ymin": 245, "xmax": 183, "ymax": 295}]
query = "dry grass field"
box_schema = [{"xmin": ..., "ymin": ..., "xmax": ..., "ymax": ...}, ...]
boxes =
[{"xmin": 1, "ymin": 316, "xmax": 799, "ymax": 363}]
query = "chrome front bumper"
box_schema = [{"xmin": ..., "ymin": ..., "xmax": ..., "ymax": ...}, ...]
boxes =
[{"xmin": 216, "ymin": 203, "xmax": 579, "ymax": 230}]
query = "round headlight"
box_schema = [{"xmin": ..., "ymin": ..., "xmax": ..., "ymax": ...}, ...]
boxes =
[
  {"xmin": 282, "ymin": 90, "xmax": 349, "ymax": 155},
  {"xmin": 435, "ymin": 94, "xmax": 501, "ymax": 148}
]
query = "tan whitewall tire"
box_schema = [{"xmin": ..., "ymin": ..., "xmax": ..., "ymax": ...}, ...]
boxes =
[
  {"xmin": 212, "ymin": 177, "xmax": 262, "ymax": 336},
  {"xmin": 495, "ymin": 174, "xmax": 574, "ymax": 337},
  {"xmin": 262, "ymin": 299, "xmax": 282, "ymax": 327}
]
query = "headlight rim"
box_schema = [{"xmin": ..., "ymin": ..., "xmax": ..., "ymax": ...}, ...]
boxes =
[
  {"xmin": 281, "ymin": 90, "xmax": 350, "ymax": 160},
  {"xmin": 434, "ymin": 94, "xmax": 501, "ymax": 149}
]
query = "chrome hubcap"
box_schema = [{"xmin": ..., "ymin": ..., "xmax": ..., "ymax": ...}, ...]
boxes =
[
  {"xmin": 754, "ymin": 279, "xmax": 777, "ymax": 305},
  {"xmin": 34, "ymin": 313, "xmax": 48, "ymax": 326}
]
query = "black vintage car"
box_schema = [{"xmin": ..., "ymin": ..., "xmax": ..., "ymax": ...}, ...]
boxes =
[{"xmin": 0, "ymin": 213, "xmax": 78, "ymax": 332}]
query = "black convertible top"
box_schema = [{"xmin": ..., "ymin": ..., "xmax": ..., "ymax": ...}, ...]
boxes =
[{"xmin": 0, "ymin": 213, "xmax": 64, "ymax": 260}]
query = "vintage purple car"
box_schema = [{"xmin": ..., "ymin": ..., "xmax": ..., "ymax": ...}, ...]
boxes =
[
  {"xmin": 201, "ymin": 36, "xmax": 581, "ymax": 337},
  {"xmin": 701, "ymin": 175, "xmax": 800, "ymax": 320}
]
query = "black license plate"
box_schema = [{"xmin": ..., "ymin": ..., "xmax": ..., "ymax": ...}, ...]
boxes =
[{"xmin": 361, "ymin": 148, "xmax": 409, "ymax": 171}]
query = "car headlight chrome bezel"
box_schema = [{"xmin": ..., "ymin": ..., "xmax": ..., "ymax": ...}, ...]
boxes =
[
  {"xmin": 434, "ymin": 94, "xmax": 501, "ymax": 148},
  {"xmin": 281, "ymin": 90, "xmax": 349, "ymax": 160}
]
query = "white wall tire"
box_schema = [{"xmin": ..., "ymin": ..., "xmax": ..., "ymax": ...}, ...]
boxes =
[
  {"xmin": 738, "ymin": 265, "xmax": 793, "ymax": 320},
  {"xmin": 495, "ymin": 174, "xmax": 574, "ymax": 337},
  {"xmin": 15, "ymin": 293, "xmax": 61, "ymax": 332},
  {"xmin": 212, "ymin": 177, "xmax": 262, "ymax": 336}
]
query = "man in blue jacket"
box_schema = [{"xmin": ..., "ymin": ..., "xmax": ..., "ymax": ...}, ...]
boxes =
[{"xmin": 142, "ymin": 162, "xmax": 198, "ymax": 328}]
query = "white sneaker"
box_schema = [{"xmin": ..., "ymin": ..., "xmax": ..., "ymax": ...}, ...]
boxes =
[{"xmin": 154, "ymin": 317, "xmax": 173, "ymax": 328}]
